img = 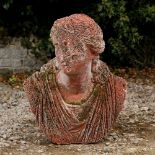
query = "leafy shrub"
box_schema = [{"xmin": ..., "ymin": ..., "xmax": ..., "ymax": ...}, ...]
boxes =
[
  {"xmin": 1, "ymin": 0, "xmax": 155, "ymax": 67},
  {"xmin": 85, "ymin": 0, "xmax": 155, "ymax": 67},
  {"xmin": 21, "ymin": 36, "xmax": 54, "ymax": 62}
]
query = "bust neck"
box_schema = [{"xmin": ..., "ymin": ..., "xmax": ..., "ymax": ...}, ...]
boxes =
[
  {"xmin": 56, "ymin": 62, "xmax": 94, "ymax": 103},
  {"xmin": 57, "ymin": 62, "xmax": 93, "ymax": 94}
]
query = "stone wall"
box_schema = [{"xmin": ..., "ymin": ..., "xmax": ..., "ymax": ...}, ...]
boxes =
[{"xmin": 0, "ymin": 41, "xmax": 44, "ymax": 74}]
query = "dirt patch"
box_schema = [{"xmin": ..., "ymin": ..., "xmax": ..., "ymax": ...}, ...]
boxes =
[{"xmin": 0, "ymin": 79, "xmax": 155, "ymax": 155}]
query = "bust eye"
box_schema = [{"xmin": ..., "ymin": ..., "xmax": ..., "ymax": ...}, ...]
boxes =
[
  {"xmin": 61, "ymin": 42, "xmax": 68, "ymax": 52},
  {"xmin": 62, "ymin": 46, "xmax": 68, "ymax": 53},
  {"xmin": 63, "ymin": 41, "xmax": 67, "ymax": 46},
  {"xmin": 54, "ymin": 43, "xmax": 58, "ymax": 46}
]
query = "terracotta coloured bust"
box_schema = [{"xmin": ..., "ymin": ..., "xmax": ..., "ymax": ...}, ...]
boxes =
[{"xmin": 23, "ymin": 14, "xmax": 127, "ymax": 144}]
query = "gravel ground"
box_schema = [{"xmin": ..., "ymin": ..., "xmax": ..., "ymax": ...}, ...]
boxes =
[{"xmin": 0, "ymin": 78, "xmax": 155, "ymax": 155}]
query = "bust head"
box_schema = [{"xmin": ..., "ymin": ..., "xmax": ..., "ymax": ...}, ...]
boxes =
[{"xmin": 50, "ymin": 14, "xmax": 105, "ymax": 74}]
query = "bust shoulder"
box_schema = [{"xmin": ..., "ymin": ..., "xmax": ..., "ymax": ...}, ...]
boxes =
[
  {"xmin": 40, "ymin": 58, "xmax": 58, "ymax": 74},
  {"xmin": 93, "ymin": 59, "xmax": 127, "ymax": 111},
  {"xmin": 108, "ymin": 72, "xmax": 127, "ymax": 113},
  {"xmin": 24, "ymin": 58, "xmax": 57, "ymax": 84},
  {"xmin": 93, "ymin": 59, "xmax": 126, "ymax": 89},
  {"xmin": 92, "ymin": 59, "xmax": 111, "ymax": 85},
  {"xmin": 114, "ymin": 75, "xmax": 127, "ymax": 107}
]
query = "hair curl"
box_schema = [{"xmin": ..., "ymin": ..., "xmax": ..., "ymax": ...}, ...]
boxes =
[{"xmin": 50, "ymin": 14, "xmax": 105, "ymax": 56}]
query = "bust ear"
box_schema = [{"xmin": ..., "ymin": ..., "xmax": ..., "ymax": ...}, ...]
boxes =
[{"xmin": 86, "ymin": 44, "xmax": 99, "ymax": 60}]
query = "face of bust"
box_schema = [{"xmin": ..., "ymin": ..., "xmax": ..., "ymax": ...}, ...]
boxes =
[{"xmin": 54, "ymin": 32, "xmax": 94, "ymax": 75}]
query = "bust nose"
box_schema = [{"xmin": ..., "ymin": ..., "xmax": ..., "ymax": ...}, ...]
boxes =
[
  {"xmin": 64, "ymin": 49, "xmax": 75, "ymax": 58},
  {"xmin": 72, "ymin": 55, "xmax": 78, "ymax": 60},
  {"xmin": 63, "ymin": 54, "xmax": 78, "ymax": 64}
]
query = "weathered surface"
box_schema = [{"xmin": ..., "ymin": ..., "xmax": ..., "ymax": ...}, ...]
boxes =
[
  {"xmin": 23, "ymin": 14, "xmax": 127, "ymax": 144},
  {"xmin": 0, "ymin": 78, "xmax": 155, "ymax": 154},
  {"xmin": 24, "ymin": 59, "xmax": 126, "ymax": 144}
]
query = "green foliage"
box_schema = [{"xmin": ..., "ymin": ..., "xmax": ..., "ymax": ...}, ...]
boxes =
[
  {"xmin": 83, "ymin": 0, "xmax": 154, "ymax": 67},
  {"xmin": 138, "ymin": 5, "xmax": 155, "ymax": 23},
  {"xmin": 0, "ymin": 0, "xmax": 155, "ymax": 67},
  {"xmin": 8, "ymin": 74, "xmax": 17, "ymax": 83},
  {"xmin": 2, "ymin": 0, "xmax": 13, "ymax": 10},
  {"xmin": 21, "ymin": 36, "xmax": 54, "ymax": 62}
]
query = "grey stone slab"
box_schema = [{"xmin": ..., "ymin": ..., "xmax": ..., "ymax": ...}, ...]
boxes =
[
  {"xmin": 0, "ymin": 42, "xmax": 46, "ymax": 73},
  {"xmin": 22, "ymin": 57, "xmax": 36, "ymax": 67},
  {"xmin": 11, "ymin": 59, "xmax": 23, "ymax": 68},
  {"xmin": 0, "ymin": 59, "xmax": 12, "ymax": 67},
  {"xmin": 0, "ymin": 46, "xmax": 28, "ymax": 59},
  {"xmin": 10, "ymin": 45, "xmax": 28, "ymax": 59},
  {"xmin": 0, "ymin": 48, "xmax": 12, "ymax": 59}
]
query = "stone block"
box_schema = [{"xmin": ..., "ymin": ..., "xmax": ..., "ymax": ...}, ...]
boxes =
[
  {"xmin": 0, "ymin": 59, "xmax": 12, "ymax": 67},
  {"xmin": 11, "ymin": 59, "xmax": 23, "ymax": 68},
  {"xmin": 0, "ymin": 48, "xmax": 11, "ymax": 59},
  {"xmin": 23, "ymin": 57, "xmax": 36, "ymax": 68},
  {"xmin": 10, "ymin": 45, "xmax": 28, "ymax": 59},
  {"xmin": 0, "ymin": 42, "xmax": 44, "ymax": 72}
]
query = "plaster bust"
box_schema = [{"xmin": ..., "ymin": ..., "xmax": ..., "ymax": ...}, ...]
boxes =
[{"xmin": 23, "ymin": 14, "xmax": 127, "ymax": 144}]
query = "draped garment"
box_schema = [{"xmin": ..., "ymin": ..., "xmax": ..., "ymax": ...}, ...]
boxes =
[{"xmin": 23, "ymin": 58, "xmax": 126, "ymax": 144}]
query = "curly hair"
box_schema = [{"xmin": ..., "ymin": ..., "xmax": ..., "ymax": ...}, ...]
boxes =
[{"xmin": 50, "ymin": 14, "xmax": 105, "ymax": 56}]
